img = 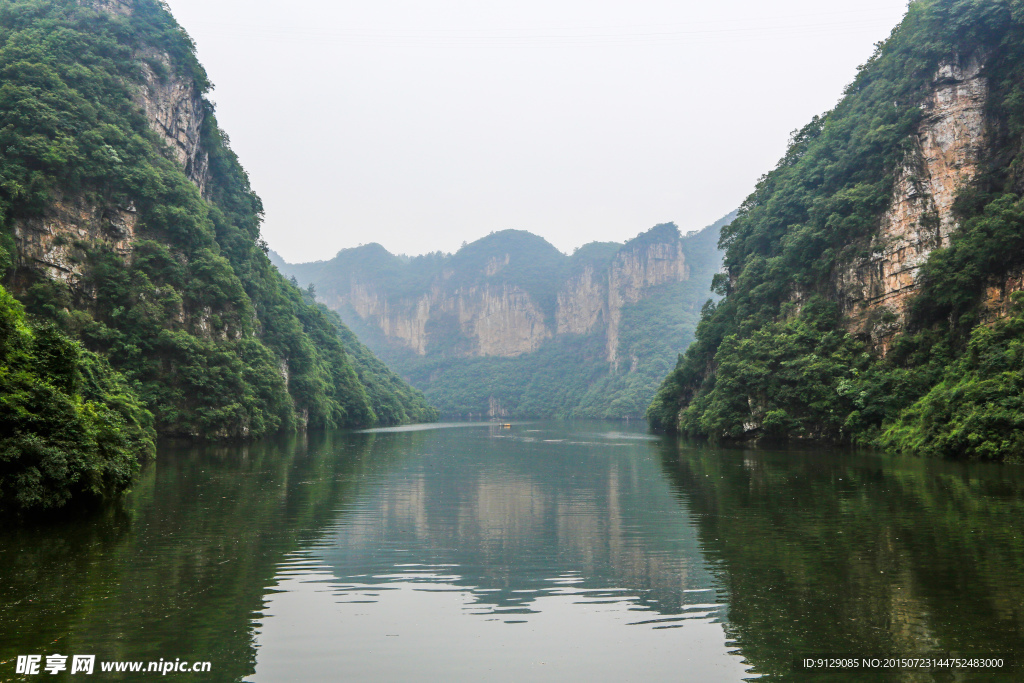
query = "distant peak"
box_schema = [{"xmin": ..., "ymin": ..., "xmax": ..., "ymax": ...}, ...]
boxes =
[
  {"xmin": 623, "ymin": 223, "xmax": 681, "ymax": 250},
  {"xmin": 338, "ymin": 242, "xmax": 392, "ymax": 257},
  {"xmin": 465, "ymin": 229, "xmax": 559, "ymax": 250},
  {"xmin": 454, "ymin": 229, "xmax": 565, "ymax": 265},
  {"xmin": 267, "ymin": 249, "xmax": 287, "ymax": 268}
]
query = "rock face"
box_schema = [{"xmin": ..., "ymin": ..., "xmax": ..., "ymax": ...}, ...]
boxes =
[
  {"xmin": 472, "ymin": 284, "xmax": 551, "ymax": 356},
  {"xmin": 134, "ymin": 47, "xmax": 210, "ymax": 194},
  {"xmin": 12, "ymin": 194, "xmax": 138, "ymax": 288},
  {"xmin": 836, "ymin": 52, "xmax": 989, "ymax": 352},
  {"xmin": 556, "ymin": 264, "xmax": 604, "ymax": 337},
  {"xmin": 89, "ymin": 0, "xmax": 132, "ymax": 16},
  {"xmin": 13, "ymin": 0, "xmax": 210, "ymax": 287},
  {"xmin": 558, "ymin": 241, "xmax": 690, "ymax": 367},
  {"xmin": 606, "ymin": 241, "xmax": 690, "ymax": 367},
  {"xmin": 314, "ymin": 232, "xmax": 691, "ymax": 363},
  {"xmin": 330, "ymin": 280, "xmax": 552, "ymax": 358}
]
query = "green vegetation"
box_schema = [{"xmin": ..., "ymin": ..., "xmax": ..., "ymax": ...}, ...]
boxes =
[
  {"xmin": 280, "ymin": 218, "xmax": 727, "ymax": 419},
  {"xmin": 880, "ymin": 296, "xmax": 1024, "ymax": 463},
  {"xmin": 303, "ymin": 286, "xmax": 438, "ymax": 426},
  {"xmin": 649, "ymin": 0, "xmax": 1024, "ymax": 462},
  {"xmin": 664, "ymin": 298, "xmax": 868, "ymax": 442},
  {"xmin": 0, "ymin": 0, "xmax": 435, "ymax": 509},
  {"xmin": 0, "ymin": 281, "xmax": 154, "ymax": 512},
  {"xmin": 397, "ymin": 330, "xmax": 611, "ymax": 418}
]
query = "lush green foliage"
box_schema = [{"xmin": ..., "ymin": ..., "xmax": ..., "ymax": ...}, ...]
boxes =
[
  {"xmin": 396, "ymin": 331, "xmax": 610, "ymax": 419},
  {"xmin": 0, "ymin": 0, "xmax": 434, "ymax": 448},
  {"xmin": 302, "ymin": 287, "xmax": 438, "ymax": 425},
  {"xmin": 0, "ymin": 282, "xmax": 154, "ymax": 512},
  {"xmin": 881, "ymin": 298, "xmax": 1024, "ymax": 462},
  {"xmin": 649, "ymin": 0, "xmax": 1024, "ymax": 461},
  {"xmin": 674, "ymin": 299, "xmax": 869, "ymax": 442}
]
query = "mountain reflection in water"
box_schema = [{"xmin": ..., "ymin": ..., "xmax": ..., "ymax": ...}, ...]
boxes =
[
  {"xmin": 3, "ymin": 422, "xmax": 1024, "ymax": 681},
  {"xmin": 252, "ymin": 423, "xmax": 748, "ymax": 682}
]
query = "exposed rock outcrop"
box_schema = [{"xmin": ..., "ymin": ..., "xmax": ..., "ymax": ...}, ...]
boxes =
[
  {"xmin": 983, "ymin": 272, "xmax": 1024, "ymax": 322},
  {"xmin": 134, "ymin": 47, "xmax": 210, "ymax": 194},
  {"xmin": 469, "ymin": 284, "xmax": 551, "ymax": 357},
  {"xmin": 556, "ymin": 240, "xmax": 690, "ymax": 367},
  {"xmin": 556, "ymin": 265, "xmax": 605, "ymax": 336},
  {"xmin": 14, "ymin": 0, "xmax": 210, "ymax": 290},
  {"xmin": 89, "ymin": 0, "xmax": 132, "ymax": 16},
  {"xmin": 13, "ymin": 194, "xmax": 138, "ymax": 287},
  {"xmin": 837, "ymin": 52, "xmax": 989, "ymax": 352},
  {"xmin": 314, "ymin": 233, "xmax": 690, "ymax": 364},
  {"xmin": 326, "ymin": 279, "xmax": 552, "ymax": 358},
  {"xmin": 337, "ymin": 281, "xmax": 432, "ymax": 355},
  {"xmin": 606, "ymin": 241, "xmax": 689, "ymax": 367}
]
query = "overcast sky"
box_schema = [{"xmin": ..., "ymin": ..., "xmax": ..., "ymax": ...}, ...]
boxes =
[{"xmin": 163, "ymin": 0, "xmax": 910, "ymax": 263}]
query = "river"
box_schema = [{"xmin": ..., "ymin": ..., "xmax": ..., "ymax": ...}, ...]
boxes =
[{"xmin": 1, "ymin": 421, "xmax": 1022, "ymax": 681}]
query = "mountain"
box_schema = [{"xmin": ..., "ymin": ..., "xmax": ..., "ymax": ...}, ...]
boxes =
[
  {"xmin": 276, "ymin": 215, "xmax": 731, "ymax": 419},
  {"xmin": 648, "ymin": 0, "xmax": 1024, "ymax": 462},
  {"xmin": 0, "ymin": 0, "xmax": 435, "ymax": 511}
]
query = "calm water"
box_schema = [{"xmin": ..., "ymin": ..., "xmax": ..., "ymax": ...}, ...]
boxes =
[{"xmin": 2, "ymin": 422, "xmax": 1024, "ymax": 681}]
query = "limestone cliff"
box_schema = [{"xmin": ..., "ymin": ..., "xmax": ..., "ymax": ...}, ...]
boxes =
[
  {"xmin": 13, "ymin": 193, "xmax": 138, "ymax": 289},
  {"xmin": 605, "ymin": 241, "xmax": 690, "ymax": 367},
  {"xmin": 134, "ymin": 46, "xmax": 210, "ymax": 194},
  {"xmin": 323, "ymin": 278, "xmax": 552, "ymax": 358},
  {"xmin": 555, "ymin": 239, "xmax": 690, "ymax": 367},
  {"xmin": 277, "ymin": 219, "xmax": 728, "ymax": 419},
  {"xmin": 555, "ymin": 264, "xmax": 604, "ymax": 337},
  {"xmin": 13, "ymin": 0, "xmax": 210, "ymax": 291},
  {"xmin": 1, "ymin": 0, "xmax": 438, "ymax": 437},
  {"xmin": 91, "ymin": 0, "xmax": 210, "ymax": 190},
  {"xmin": 303, "ymin": 227, "xmax": 691, "ymax": 363},
  {"xmin": 836, "ymin": 52, "xmax": 989, "ymax": 352},
  {"xmin": 647, "ymin": 1, "xmax": 1024, "ymax": 456}
]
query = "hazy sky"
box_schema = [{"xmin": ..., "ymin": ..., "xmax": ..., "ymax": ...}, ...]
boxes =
[{"xmin": 163, "ymin": 0, "xmax": 910, "ymax": 263}]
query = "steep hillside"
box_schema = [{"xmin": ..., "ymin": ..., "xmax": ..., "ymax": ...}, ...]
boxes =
[
  {"xmin": 0, "ymin": 286, "xmax": 154, "ymax": 511},
  {"xmin": 277, "ymin": 216, "xmax": 729, "ymax": 418},
  {"xmin": 0, "ymin": 0, "xmax": 436, "ymax": 509},
  {"xmin": 649, "ymin": 0, "xmax": 1024, "ymax": 462}
]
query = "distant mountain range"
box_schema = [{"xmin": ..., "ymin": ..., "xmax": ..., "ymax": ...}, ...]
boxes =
[{"xmin": 274, "ymin": 214, "xmax": 732, "ymax": 418}]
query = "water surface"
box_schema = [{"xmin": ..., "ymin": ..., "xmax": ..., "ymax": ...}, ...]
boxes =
[{"xmin": 2, "ymin": 422, "xmax": 1023, "ymax": 681}]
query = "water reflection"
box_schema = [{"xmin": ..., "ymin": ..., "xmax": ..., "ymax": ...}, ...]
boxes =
[
  {"xmin": 0, "ymin": 431, "xmax": 402, "ymax": 681},
  {"xmin": 315, "ymin": 427, "xmax": 718, "ymax": 613},
  {"xmin": 659, "ymin": 442, "xmax": 1024, "ymax": 682},
  {"xmin": 251, "ymin": 424, "xmax": 749, "ymax": 681},
  {"xmin": 4, "ymin": 423, "xmax": 1023, "ymax": 682}
]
